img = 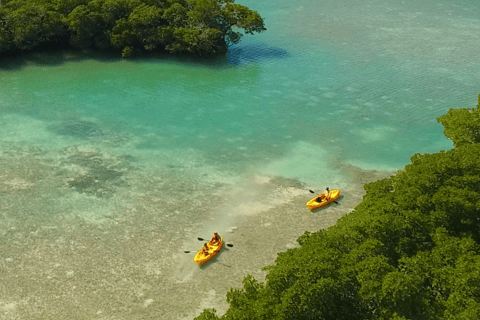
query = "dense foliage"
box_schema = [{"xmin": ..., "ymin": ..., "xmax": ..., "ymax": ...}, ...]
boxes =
[
  {"xmin": 0, "ymin": 0, "xmax": 266, "ymax": 57},
  {"xmin": 195, "ymin": 96, "xmax": 480, "ymax": 320},
  {"xmin": 437, "ymin": 95, "xmax": 480, "ymax": 148}
]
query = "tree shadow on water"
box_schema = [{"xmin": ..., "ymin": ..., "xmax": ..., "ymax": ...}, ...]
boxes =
[
  {"xmin": 0, "ymin": 42, "xmax": 288, "ymax": 71},
  {"xmin": 225, "ymin": 42, "xmax": 290, "ymax": 66},
  {"xmin": 0, "ymin": 48, "xmax": 123, "ymax": 71}
]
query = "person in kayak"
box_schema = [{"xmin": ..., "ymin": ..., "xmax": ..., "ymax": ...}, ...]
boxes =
[
  {"xmin": 317, "ymin": 187, "xmax": 330, "ymax": 203},
  {"xmin": 202, "ymin": 243, "xmax": 209, "ymax": 255},
  {"xmin": 324, "ymin": 187, "xmax": 330, "ymax": 200},
  {"xmin": 211, "ymin": 232, "xmax": 221, "ymax": 245}
]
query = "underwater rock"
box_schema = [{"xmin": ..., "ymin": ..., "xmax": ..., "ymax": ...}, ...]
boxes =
[
  {"xmin": 68, "ymin": 167, "xmax": 124, "ymax": 197},
  {"xmin": 64, "ymin": 148, "xmax": 129, "ymax": 198},
  {"xmin": 50, "ymin": 119, "xmax": 105, "ymax": 140}
]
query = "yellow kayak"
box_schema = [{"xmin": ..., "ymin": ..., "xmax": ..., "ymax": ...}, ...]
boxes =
[
  {"xmin": 306, "ymin": 189, "xmax": 341, "ymax": 210},
  {"xmin": 194, "ymin": 236, "xmax": 223, "ymax": 264}
]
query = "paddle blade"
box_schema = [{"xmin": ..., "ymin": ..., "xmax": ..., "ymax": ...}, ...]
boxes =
[
  {"xmin": 226, "ymin": 244, "xmax": 234, "ymax": 247},
  {"xmin": 309, "ymin": 190, "xmax": 315, "ymax": 193},
  {"xmin": 184, "ymin": 251, "xmax": 191, "ymax": 253},
  {"xmin": 197, "ymin": 237, "xmax": 205, "ymax": 241}
]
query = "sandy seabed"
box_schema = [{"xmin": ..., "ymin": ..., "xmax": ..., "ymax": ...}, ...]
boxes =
[{"xmin": 0, "ymin": 138, "xmax": 395, "ymax": 320}]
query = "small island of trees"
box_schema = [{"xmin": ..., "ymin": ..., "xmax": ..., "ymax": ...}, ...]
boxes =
[
  {"xmin": 0, "ymin": 0, "xmax": 266, "ymax": 57},
  {"xmin": 195, "ymin": 96, "xmax": 480, "ymax": 319}
]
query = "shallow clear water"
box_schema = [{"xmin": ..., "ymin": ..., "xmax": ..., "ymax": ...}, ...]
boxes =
[
  {"xmin": 1, "ymin": 0, "xmax": 479, "ymax": 317},
  {"xmin": 2, "ymin": 0, "xmax": 479, "ymax": 182}
]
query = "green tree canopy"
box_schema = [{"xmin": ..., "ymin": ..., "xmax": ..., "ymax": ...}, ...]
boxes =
[
  {"xmin": 195, "ymin": 96, "xmax": 480, "ymax": 320},
  {"xmin": 438, "ymin": 94, "xmax": 480, "ymax": 148},
  {"xmin": 0, "ymin": 0, "xmax": 266, "ymax": 57},
  {"xmin": 0, "ymin": 2, "xmax": 67, "ymax": 51}
]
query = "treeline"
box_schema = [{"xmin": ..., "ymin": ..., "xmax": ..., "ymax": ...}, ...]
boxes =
[
  {"xmin": 196, "ymin": 96, "xmax": 480, "ymax": 320},
  {"xmin": 0, "ymin": 0, "xmax": 266, "ymax": 57}
]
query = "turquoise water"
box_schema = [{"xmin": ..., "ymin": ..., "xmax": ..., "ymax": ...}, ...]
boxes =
[
  {"xmin": 3, "ymin": 0, "xmax": 479, "ymax": 184},
  {"xmin": 1, "ymin": 0, "xmax": 479, "ymax": 318}
]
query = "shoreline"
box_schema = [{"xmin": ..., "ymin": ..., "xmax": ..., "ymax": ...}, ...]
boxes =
[
  {"xmin": 181, "ymin": 167, "xmax": 395, "ymax": 319},
  {"xmin": 0, "ymin": 136, "xmax": 393, "ymax": 320},
  {"xmin": 0, "ymin": 137, "xmax": 396, "ymax": 319}
]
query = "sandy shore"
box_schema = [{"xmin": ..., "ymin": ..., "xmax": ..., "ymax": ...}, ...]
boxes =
[{"xmin": 0, "ymin": 140, "xmax": 395, "ymax": 319}]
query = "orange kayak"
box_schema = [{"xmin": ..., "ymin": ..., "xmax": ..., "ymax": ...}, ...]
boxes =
[
  {"xmin": 194, "ymin": 236, "xmax": 223, "ymax": 264},
  {"xmin": 306, "ymin": 189, "xmax": 340, "ymax": 210}
]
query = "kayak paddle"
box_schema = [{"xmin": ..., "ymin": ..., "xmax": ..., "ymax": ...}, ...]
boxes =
[{"xmin": 197, "ymin": 237, "xmax": 234, "ymax": 247}]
